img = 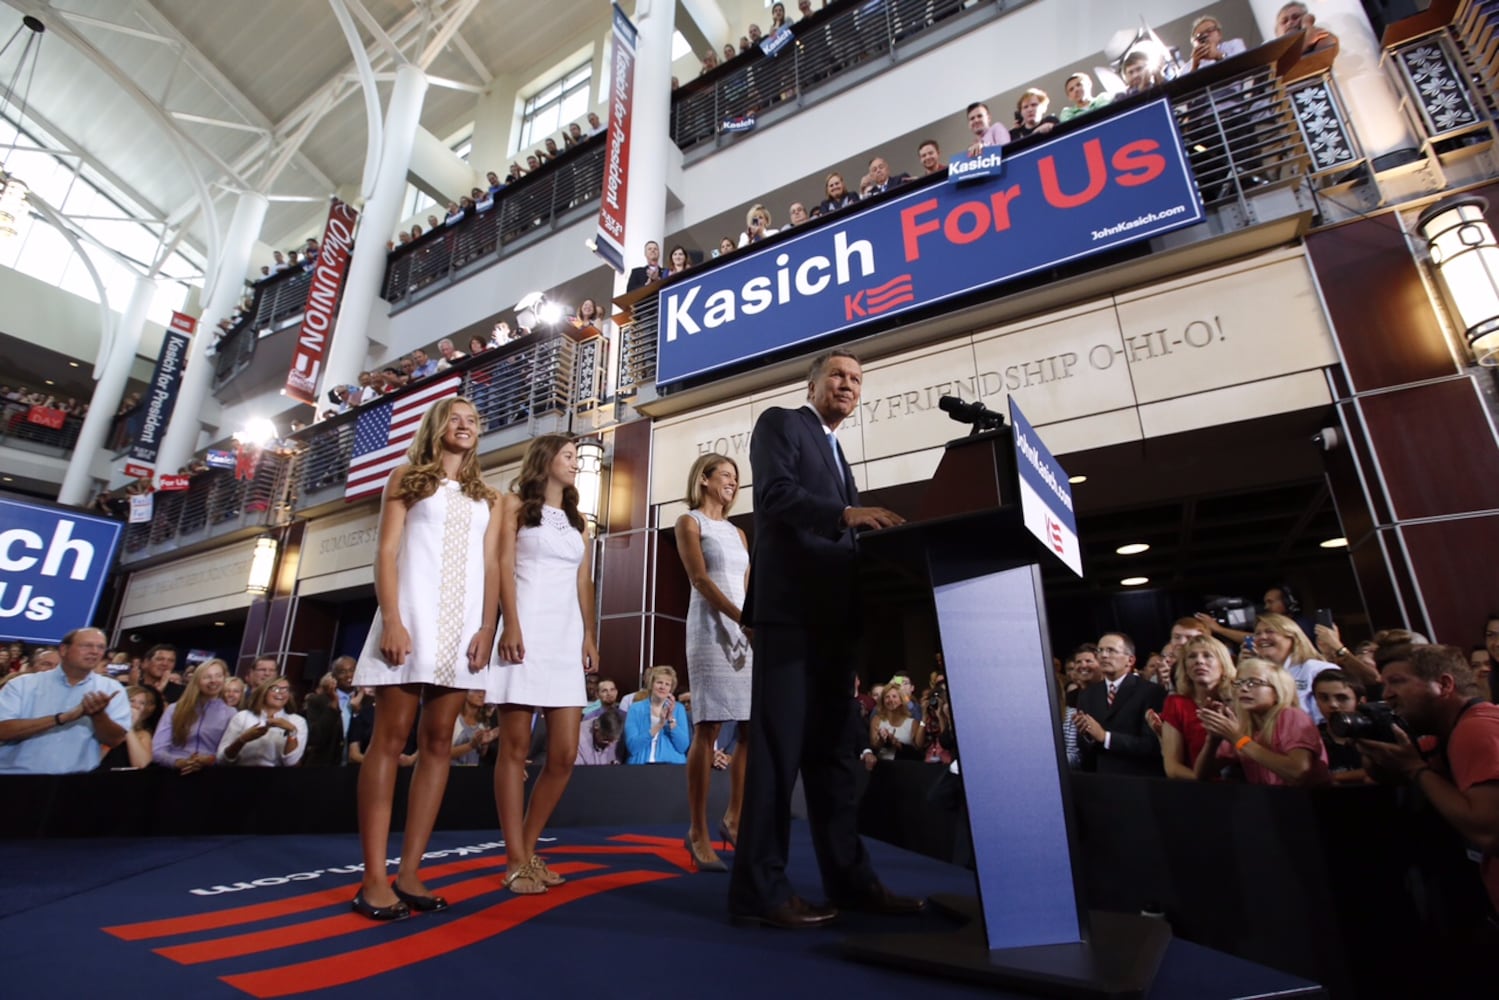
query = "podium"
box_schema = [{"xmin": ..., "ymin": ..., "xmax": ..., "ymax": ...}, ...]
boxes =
[{"xmin": 842, "ymin": 426, "xmax": 1172, "ymax": 998}]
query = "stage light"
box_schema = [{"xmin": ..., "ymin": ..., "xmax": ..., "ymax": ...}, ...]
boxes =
[
  {"xmin": 1319, "ymin": 537, "xmax": 1349, "ymax": 549},
  {"xmin": 246, "ymin": 536, "xmax": 278, "ymax": 595},
  {"xmin": 1417, "ymin": 195, "xmax": 1499, "ymax": 366},
  {"xmin": 574, "ymin": 437, "xmax": 606, "ymax": 528},
  {"xmin": 1116, "ymin": 543, "xmax": 1150, "ymax": 555}
]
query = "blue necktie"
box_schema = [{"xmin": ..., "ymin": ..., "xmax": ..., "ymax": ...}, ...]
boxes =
[{"xmin": 827, "ymin": 431, "xmax": 849, "ymax": 502}]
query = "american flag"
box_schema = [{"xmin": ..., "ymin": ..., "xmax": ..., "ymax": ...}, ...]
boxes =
[{"xmin": 344, "ymin": 375, "xmax": 461, "ymax": 502}]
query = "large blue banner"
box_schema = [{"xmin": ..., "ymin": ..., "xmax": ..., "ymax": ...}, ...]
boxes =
[
  {"xmin": 128, "ymin": 322, "xmax": 193, "ymax": 467},
  {"xmin": 0, "ymin": 499, "xmax": 123, "ymax": 643},
  {"xmin": 656, "ymin": 99, "xmax": 1203, "ymax": 385}
]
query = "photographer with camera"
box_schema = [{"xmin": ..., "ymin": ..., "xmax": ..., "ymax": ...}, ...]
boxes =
[
  {"xmin": 1311, "ymin": 670, "xmax": 1371, "ymax": 784},
  {"xmin": 1357, "ymin": 644, "xmax": 1499, "ymax": 916}
]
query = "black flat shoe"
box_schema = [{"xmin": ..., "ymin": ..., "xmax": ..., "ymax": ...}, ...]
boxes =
[
  {"xmin": 351, "ymin": 890, "xmax": 411, "ymax": 922},
  {"xmin": 393, "ymin": 885, "xmax": 449, "ymax": 912},
  {"xmin": 684, "ymin": 833, "xmax": 727, "ymax": 873}
]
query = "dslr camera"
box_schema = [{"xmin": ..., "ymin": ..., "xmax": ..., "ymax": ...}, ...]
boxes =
[{"xmin": 1326, "ymin": 702, "xmax": 1405, "ymax": 743}]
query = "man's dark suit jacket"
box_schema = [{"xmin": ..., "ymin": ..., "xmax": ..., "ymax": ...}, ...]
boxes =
[
  {"xmin": 1076, "ymin": 673, "xmax": 1166, "ymax": 776},
  {"xmin": 743, "ymin": 405, "xmax": 860, "ymax": 629},
  {"xmin": 625, "ymin": 264, "xmax": 662, "ymax": 292}
]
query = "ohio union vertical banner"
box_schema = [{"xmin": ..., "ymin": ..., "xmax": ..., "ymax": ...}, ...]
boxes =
[
  {"xmin": 128, "ymin": 310, "xmax": 196, "ymax": 468},
  {"xmin": 595, "ymin": 3, "xmax": 637, "ymax": 273},
  {"xmin": 286, "ymin": 197, "xmax": 359, "ymax": 405},
  {"xmin": 655, "ymin": 99, "xmax": 1205, "ymax": 385}
]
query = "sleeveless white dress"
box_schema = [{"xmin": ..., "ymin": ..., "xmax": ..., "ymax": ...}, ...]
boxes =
[
  {"xmin": 354, "ymin": 480, "xmax": 491, "ymax": 690},
  {"xmin": 487, "ymin": 505, "xmax": 588, "ymax": 707},
  {"xmin": 684, "ymin": 510, "xmax": 752, "ymax": 724}
]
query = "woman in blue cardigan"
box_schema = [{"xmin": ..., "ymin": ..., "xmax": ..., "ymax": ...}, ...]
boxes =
[{"xmin": 624, "ymin": 665, "xmax": 691, "ymax": 764}]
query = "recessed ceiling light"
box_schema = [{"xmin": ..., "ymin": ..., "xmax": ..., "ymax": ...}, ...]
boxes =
[
  {"xmin": 1319, "ymin": 537, "xmax": 1348, "ymax": 549},
  {"xmin": 213, "ymin": 621, "xmax": 227, "ymax": 626},
  {"xmin": 44, "ymin": 379, "xmax": 54, "ymax": 385},
  {"xmin": 1068, "ymin": 474, "xmax": 1087, "ymax": 484},
  {"xmin": 1, "ymin": 476, "xmax": 11, "ymax": 482},
  {"xmin": 1121, "ymin": 576, "xmax": 1150, "ymax": 586},
  {"xmin": 1116, "ymin": 543, "xmax": 1150, "ymax": 555},
  {"xmin": 68, "ymin": 361, "xmax": 80, "ymax": 367}
]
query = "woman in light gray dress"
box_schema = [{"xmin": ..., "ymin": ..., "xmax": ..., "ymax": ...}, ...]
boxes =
[{"xmin": 676, "ymin": 453, "xmax": 752, "ymax": 873}]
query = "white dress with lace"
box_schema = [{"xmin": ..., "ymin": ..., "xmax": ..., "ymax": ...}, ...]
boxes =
[
  {"xmin": 354, "ymin": 480, "xmax": 490, "ymax": 690},
  {"xmin": 487, "ymin": 505, "xmax": 587, "ymax": 707},
  {"xmin": 684, "ymin": 510, "xmax": 752, "ymax": 723}
]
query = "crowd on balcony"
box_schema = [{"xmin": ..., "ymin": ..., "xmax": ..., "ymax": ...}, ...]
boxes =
[{"xmin": 387, "ymin": 112, "xmax": 605, "ymax": 250}]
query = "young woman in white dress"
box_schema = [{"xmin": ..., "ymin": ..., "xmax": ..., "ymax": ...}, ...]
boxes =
[
  {"xmin": 351, "ymin": 397, "xmax": 501, "ymax": 921},
  {"xmin": 490, "ymin": 434, "xmax": 599, "ymax": 894},
  {"xmin": 675, "ymin": 453, "xmax": 752, "ymax": 873}
]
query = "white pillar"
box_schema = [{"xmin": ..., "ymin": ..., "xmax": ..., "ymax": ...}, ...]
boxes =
[
  {"xmin": 320, "ymin": 63, "xmax": 428, "ymax": 401},
  {"xmin": 1250, "ymin": 0, "xmax": 1418, "ymax": 161},
  {"xmin": 56, "ymin": 276, "xmax": 156, "ymax": 506},
  {"xmin": 621, "ymin": 0, "xmax": 674, "ymax": 274},
  {"xmin": 155, "ymin": 190, "xmax": 269, "ymax": 473}
]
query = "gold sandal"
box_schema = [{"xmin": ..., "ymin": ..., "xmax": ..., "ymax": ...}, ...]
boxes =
[
  {"xmin": 503, "ymin": 858, "xmax": 548, "ymax": 895},
  {"xmin": 531, "ymin": 855, "xmax": 566, "ymax": 887}
]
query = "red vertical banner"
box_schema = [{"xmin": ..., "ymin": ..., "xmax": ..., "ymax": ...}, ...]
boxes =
[
  {"xmin": 285, "ymin": 198, "xmax": 360, "ymax": 405},
  {"xmin": 595, "ymin": 3, "xmax": 637, "ymax": 274}
]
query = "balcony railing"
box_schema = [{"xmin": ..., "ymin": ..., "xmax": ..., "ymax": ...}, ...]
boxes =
[
  {"xmin": 670, "ymin": 0, "xmax": 987, "ymax": 151},
  {"xmin": 213, "ymin": 266, "xmax": 316, "ymax": 388},
  {"xmin": 1381, "ymin": 1, "xmax": 1499, "ymax": 161},
  {"xmin": 380, "ymin": 135, "xmax": 607, "ymax": 306},
  {"xmin": 1, "ymin": 401, "xmax": 84, "ymax": 454},
  {"xmin": 617, "ymin": 37, "xmax": 1320, "ymax": 396},
  {"xmin": 120, "ymin": 455, "xmax": 293, "ymax": 558},
  {"xmin": 286, "ymin": 330, "xmax": 583, "ymax": 513}
]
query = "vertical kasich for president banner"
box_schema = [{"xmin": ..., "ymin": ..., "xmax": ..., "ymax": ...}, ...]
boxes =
[
  {"xmin": 285, "ymin": 198, "xmax": 360, "ymax": 405},
  {"xmin": 128, "ymin": 310, "xmax": 196, "ymax": 468},
  {"xmin": 0, "ymin": 499, "xmax": 123, "ymax": 644},
  {"xmin": 594, "ymin": 3, "xmax": 637, "ymax": 273},
  {"xmin": 655, "ymin": 98, "xmax": 1204, "ymax": 384}
]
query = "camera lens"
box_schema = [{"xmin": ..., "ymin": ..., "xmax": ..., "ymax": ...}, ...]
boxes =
[{"xmin": 1327, "ymin": 711, "xmax": 1371, "ymax": 740}]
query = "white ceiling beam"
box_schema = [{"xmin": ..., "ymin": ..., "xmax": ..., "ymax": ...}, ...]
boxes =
[
  {"xmin": 7, "ymin": 99, "xmax": 168, "ymax": 224},
  {"xmin": 54, "ymin": 10, "xmax": 177, "ymax": 48},
  {"xmin": 416, "ymin": 0, "xmax": 481, "ymax": 71},
  {"xmin": 169, "ymin": 111, "xmax": 272, "ymax": 136},
  {"xmin": 360, "ymin": 70, "xmax": 482, "ymax": 94},
  {"xmin": 345, "ymin": 0, "xmax": 408, "ymax": 65},
  {"xmin": 451, "ymin": 31, "xmax": 492, "ymax": 84}
]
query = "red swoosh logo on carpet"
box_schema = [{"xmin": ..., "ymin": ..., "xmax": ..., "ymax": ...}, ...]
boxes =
[
  {"xmin": 222, "ymin": 870, "xmax": 674, "ymax": 998},
  {"xmin": 154, "ymin": 861, "xmax": 605, "ymax": 965}
]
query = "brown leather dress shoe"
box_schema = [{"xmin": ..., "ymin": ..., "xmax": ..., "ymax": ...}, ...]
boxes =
[
  {"xmin": 832, "ymin": 884, "xmax": 927, "ymax": 915},
  {"xmin": 731, "ymin": 896, "xmax": 839, "ymax": 929}
]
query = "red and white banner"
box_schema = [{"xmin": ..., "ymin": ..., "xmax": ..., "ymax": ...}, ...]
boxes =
[
  {"xmin": 157, "ymin": 475, "xmax": 190, "ymax": 491},
  {"xmin": 285, "ymin": 198, "xmax": 359, "ymax": 405},
  {"xmin": 26, "ymin": 406, "xmax": 66, "ymax": 430},
  {"xmin": 594, "ymin": 3, "xmax": 637, "ymax": 274},
  {"xmin": 124, "ymin": 462, "xmax": 154, "ymax": 480}
]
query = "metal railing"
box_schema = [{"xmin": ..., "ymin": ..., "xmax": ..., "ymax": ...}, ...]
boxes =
[
  {"xmin": 120, "ymin": 455, "xmax": 294, "ymax": 558},
  {"xmin": 213, "ymin": 267, "xmax": 316, "ymax": 387},
  {"xmin": 381, "ymin": 137, "xmax": 607, "ymax": 305},
  {"xmin": 1385, "ymin": 6, "xmax": 1498, "ymax": 155},
  {"xmin": 670, "ymin": 0, "xmax": 983, "ymax": 150},
  {"xmin": 286, "ymin": 332, "xmax": 581, "ymax": 511},
  {"xmin": 618, "ymin": 43, "xmax": 1318, "ymax": 395},
  {"xmin": 0, "ymin": 401, "xmax": 85, "ymax": 453}
]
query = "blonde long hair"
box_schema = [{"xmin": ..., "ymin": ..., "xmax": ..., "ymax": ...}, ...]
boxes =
[
  {"xmin": 396, "ymin": 396, "xmax": 496, "ymax": 506},
  {"xmin": 1255, "ymin": 613, "xmax": 1319, "ymax": 666},
  {"xmin": 685, "ymin": 453, "xmax": 739, "ymax": 512},
  {"xmin": 1234, "ymin": 657, "xmax": 1301, "ymax": 744},
  {"xmin": 1175, "ymin": 636, "xmax": 1237, "ymax": 702},
  {"xmin": 171, "ymin": 659, "xmax": 227, "ymax": 747}
]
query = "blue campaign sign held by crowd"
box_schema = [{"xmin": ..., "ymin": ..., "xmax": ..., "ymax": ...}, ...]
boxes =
[
  {"xmin": 1008, "ymin": 399, "xmax": 1082, "ymax": 577},
  {"xmin": 0, "ymin": 499, "xmax": 123, "ymax": 643},
  {"xmin": 656, "ymin": 99, "xmax": 1203, "ymax": 385}
]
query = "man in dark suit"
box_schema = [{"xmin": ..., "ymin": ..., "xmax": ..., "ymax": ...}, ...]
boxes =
[
  {"xmin": 728, "ymin": 350, "xmax": 924, "ymax": 929},
  {"xmin": 865, "ymin": 156, "xmax": 912, "ymax": 195},
  {"xmin": 1074, "ymin": 632, "xmax": 1166, "ymax": 776},
  {"xmin": 625, "ymin": 240, "xmax": 663, "ymax": 291}
]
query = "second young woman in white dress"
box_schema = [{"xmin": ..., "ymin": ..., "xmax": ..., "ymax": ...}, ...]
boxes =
[
  {"xmin": 675, "ymin": 453, "xmax": 752, "ymax": 873},
  {"xmin": 490, "ymin": 434, "xmax": 599, "ymax": 894},
  {"xmin": 351, "ymin": 396, "xmax": 501, "ymax": 921}
]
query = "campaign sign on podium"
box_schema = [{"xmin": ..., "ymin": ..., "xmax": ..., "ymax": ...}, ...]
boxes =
[{"xmin": 1009, "ymin": 398, "xmax": 1082, "ymax": 577}]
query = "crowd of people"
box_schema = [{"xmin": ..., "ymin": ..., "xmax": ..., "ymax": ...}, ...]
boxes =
[{"xmin": 387, "ymin": 112, "xmax": 605, "ymax": 249}]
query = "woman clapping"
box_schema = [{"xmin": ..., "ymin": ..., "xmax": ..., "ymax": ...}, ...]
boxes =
[{"xmin": 218, "ymin": 676, "xmax": 308, "ymax": 767}]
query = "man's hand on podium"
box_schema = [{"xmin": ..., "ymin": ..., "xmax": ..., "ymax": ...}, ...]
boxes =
[{"xmin": 843, "ymin": 506, "xmax": 905, "ymax": 531}]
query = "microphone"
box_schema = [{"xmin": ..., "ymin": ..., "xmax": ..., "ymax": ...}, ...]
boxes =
[{"xmin": 938, "ymin": 395, "xmax": 1007, "ymax": 431}]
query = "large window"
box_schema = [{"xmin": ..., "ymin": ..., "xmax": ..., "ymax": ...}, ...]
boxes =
[
  {"xmin": 0, "ymin": 115, "xmax": 198, "ymax": 326},
  {"xmin": 516, "ymin": 62, "xmax": 592, "ymax": 153}
]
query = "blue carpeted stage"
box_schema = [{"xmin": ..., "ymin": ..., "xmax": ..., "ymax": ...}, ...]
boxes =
[{"xmin": 1, "ymin": 823, "xmax": 1318, "ymax": 999}]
